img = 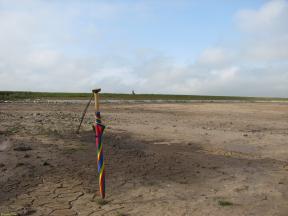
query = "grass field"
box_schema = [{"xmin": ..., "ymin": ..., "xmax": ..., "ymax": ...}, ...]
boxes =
[{"xmin": 0, "ymin": 91, "xmax": 287, "ymax": 101}]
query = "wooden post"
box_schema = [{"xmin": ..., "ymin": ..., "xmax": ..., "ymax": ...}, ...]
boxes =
[
  {"xmin": 92, "ymin": 88, "xmax": 101, "ymax": 112},
  {"xmin": 94, "ymin": 92, "xmax": 100, "ymax": 112}
]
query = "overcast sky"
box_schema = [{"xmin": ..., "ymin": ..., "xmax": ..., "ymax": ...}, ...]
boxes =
[{"xmin": 0, "ymin": 0, "xmax": 287, "ymax": 97}]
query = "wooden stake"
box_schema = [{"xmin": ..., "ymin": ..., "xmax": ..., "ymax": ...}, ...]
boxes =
[
  {"xmin": 94, "ymin": 92, "xmax": 100, "ymax": 112},
  {"xmin": 76, "ymin": 94, "xmax": 93, "ymax": 134}
]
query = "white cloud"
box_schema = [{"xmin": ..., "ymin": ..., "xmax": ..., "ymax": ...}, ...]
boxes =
[
  {"xmin": 197, "ymin": 48, "xmax": 232, "ymax": 65},
  {"xmin": 236, "ymin": 0, "xmax": 288, "ymax": 34},
  {"xmin": 210, "ymin": 67, "xmax": 238, "ymax": 81},
  {"xmin": 236, "ymin": 0, "xmax": 288, "ymax": 61},
  {"xmin": 26, "ymin": 50, "xmax": 61, "ymax": 68}
]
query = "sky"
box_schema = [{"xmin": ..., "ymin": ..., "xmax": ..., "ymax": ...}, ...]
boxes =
[{"xmin": 0, "ymin": 0, "xmax": 287, "ymax": 97}]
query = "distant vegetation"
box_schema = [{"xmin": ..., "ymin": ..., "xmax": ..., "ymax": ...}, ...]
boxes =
[{"xmin": 0, "ymin": 91, "xmax": 287, "ymax": 101}]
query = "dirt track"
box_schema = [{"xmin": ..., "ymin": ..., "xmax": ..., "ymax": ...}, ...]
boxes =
[{"xmin": 0, "ymin": 102, "xmax": 288, "ymax": 216}]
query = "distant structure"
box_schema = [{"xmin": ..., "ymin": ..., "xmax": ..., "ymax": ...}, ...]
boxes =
[{"xmin": 132, "ymin": 90, "xmax": 136, "ymax": 95}]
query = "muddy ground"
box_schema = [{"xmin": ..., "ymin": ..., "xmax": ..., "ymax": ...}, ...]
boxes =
[{"xmin": 0, "ymin": 101, "xmax": 288, "ymax": 216}]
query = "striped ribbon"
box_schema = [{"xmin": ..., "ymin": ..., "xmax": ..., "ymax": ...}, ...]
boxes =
[{"xmin": 95, "ymin": 111, "xmax": 106, "ymax": 199}]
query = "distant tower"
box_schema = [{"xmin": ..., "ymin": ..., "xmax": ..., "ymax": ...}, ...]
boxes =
[{"xmin": 132, "ymin": 90, "xmax": 136, "ymax": 95}]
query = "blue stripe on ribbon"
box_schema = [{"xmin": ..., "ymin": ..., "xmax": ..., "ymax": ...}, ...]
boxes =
[{"xmin": 98, "ymin": 152, "xmax": 104, "ymax": 172}]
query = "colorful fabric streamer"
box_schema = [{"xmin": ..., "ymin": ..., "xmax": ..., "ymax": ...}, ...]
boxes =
[{"xmin": 95, "ymin": 111, "xmax": 106, "ymax": 199}]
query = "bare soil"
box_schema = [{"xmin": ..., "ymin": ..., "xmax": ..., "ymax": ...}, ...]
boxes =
[{"xmin": 0, "ymin": 101, "xmax": 288, "ymax": 216}]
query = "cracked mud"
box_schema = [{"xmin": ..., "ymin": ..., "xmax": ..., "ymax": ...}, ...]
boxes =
[{"xmin": 0, "ymin": 101, "xmax": 288, "ymax": 215}]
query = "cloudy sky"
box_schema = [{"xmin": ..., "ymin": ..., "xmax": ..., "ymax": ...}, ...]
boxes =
[{"xmin": 0, "ymin": 0, "xmax": 287, "ymax": 97}]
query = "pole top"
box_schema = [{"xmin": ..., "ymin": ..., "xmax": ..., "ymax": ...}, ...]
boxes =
[{"xmin": 92, "ymin": 88, "xmax": 101, "ymax": 93}]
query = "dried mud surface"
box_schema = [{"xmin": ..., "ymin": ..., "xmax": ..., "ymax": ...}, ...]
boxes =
[{"xmin": 0, "ymin": 102, "xmax": 288, "ymax": 216}]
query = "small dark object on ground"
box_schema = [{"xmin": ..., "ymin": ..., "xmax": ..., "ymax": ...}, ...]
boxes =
[
  {"xmin": 117, "ymin": 213, "xmax": 129, "ymax": 216},
  {"xmin": 14, "ymin": 145, "xmax": 32, "ymax": 151},
  {"xmin": 43, "ymin": 161, "xmax": 50, "ymax": 166},
  {"xmin": 16, "ymin": 162, "xmax": 25, "ymax": 167},
  {"xmin": 218, "ymin": 200, "xmax": 234, "ymax": 207}
]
